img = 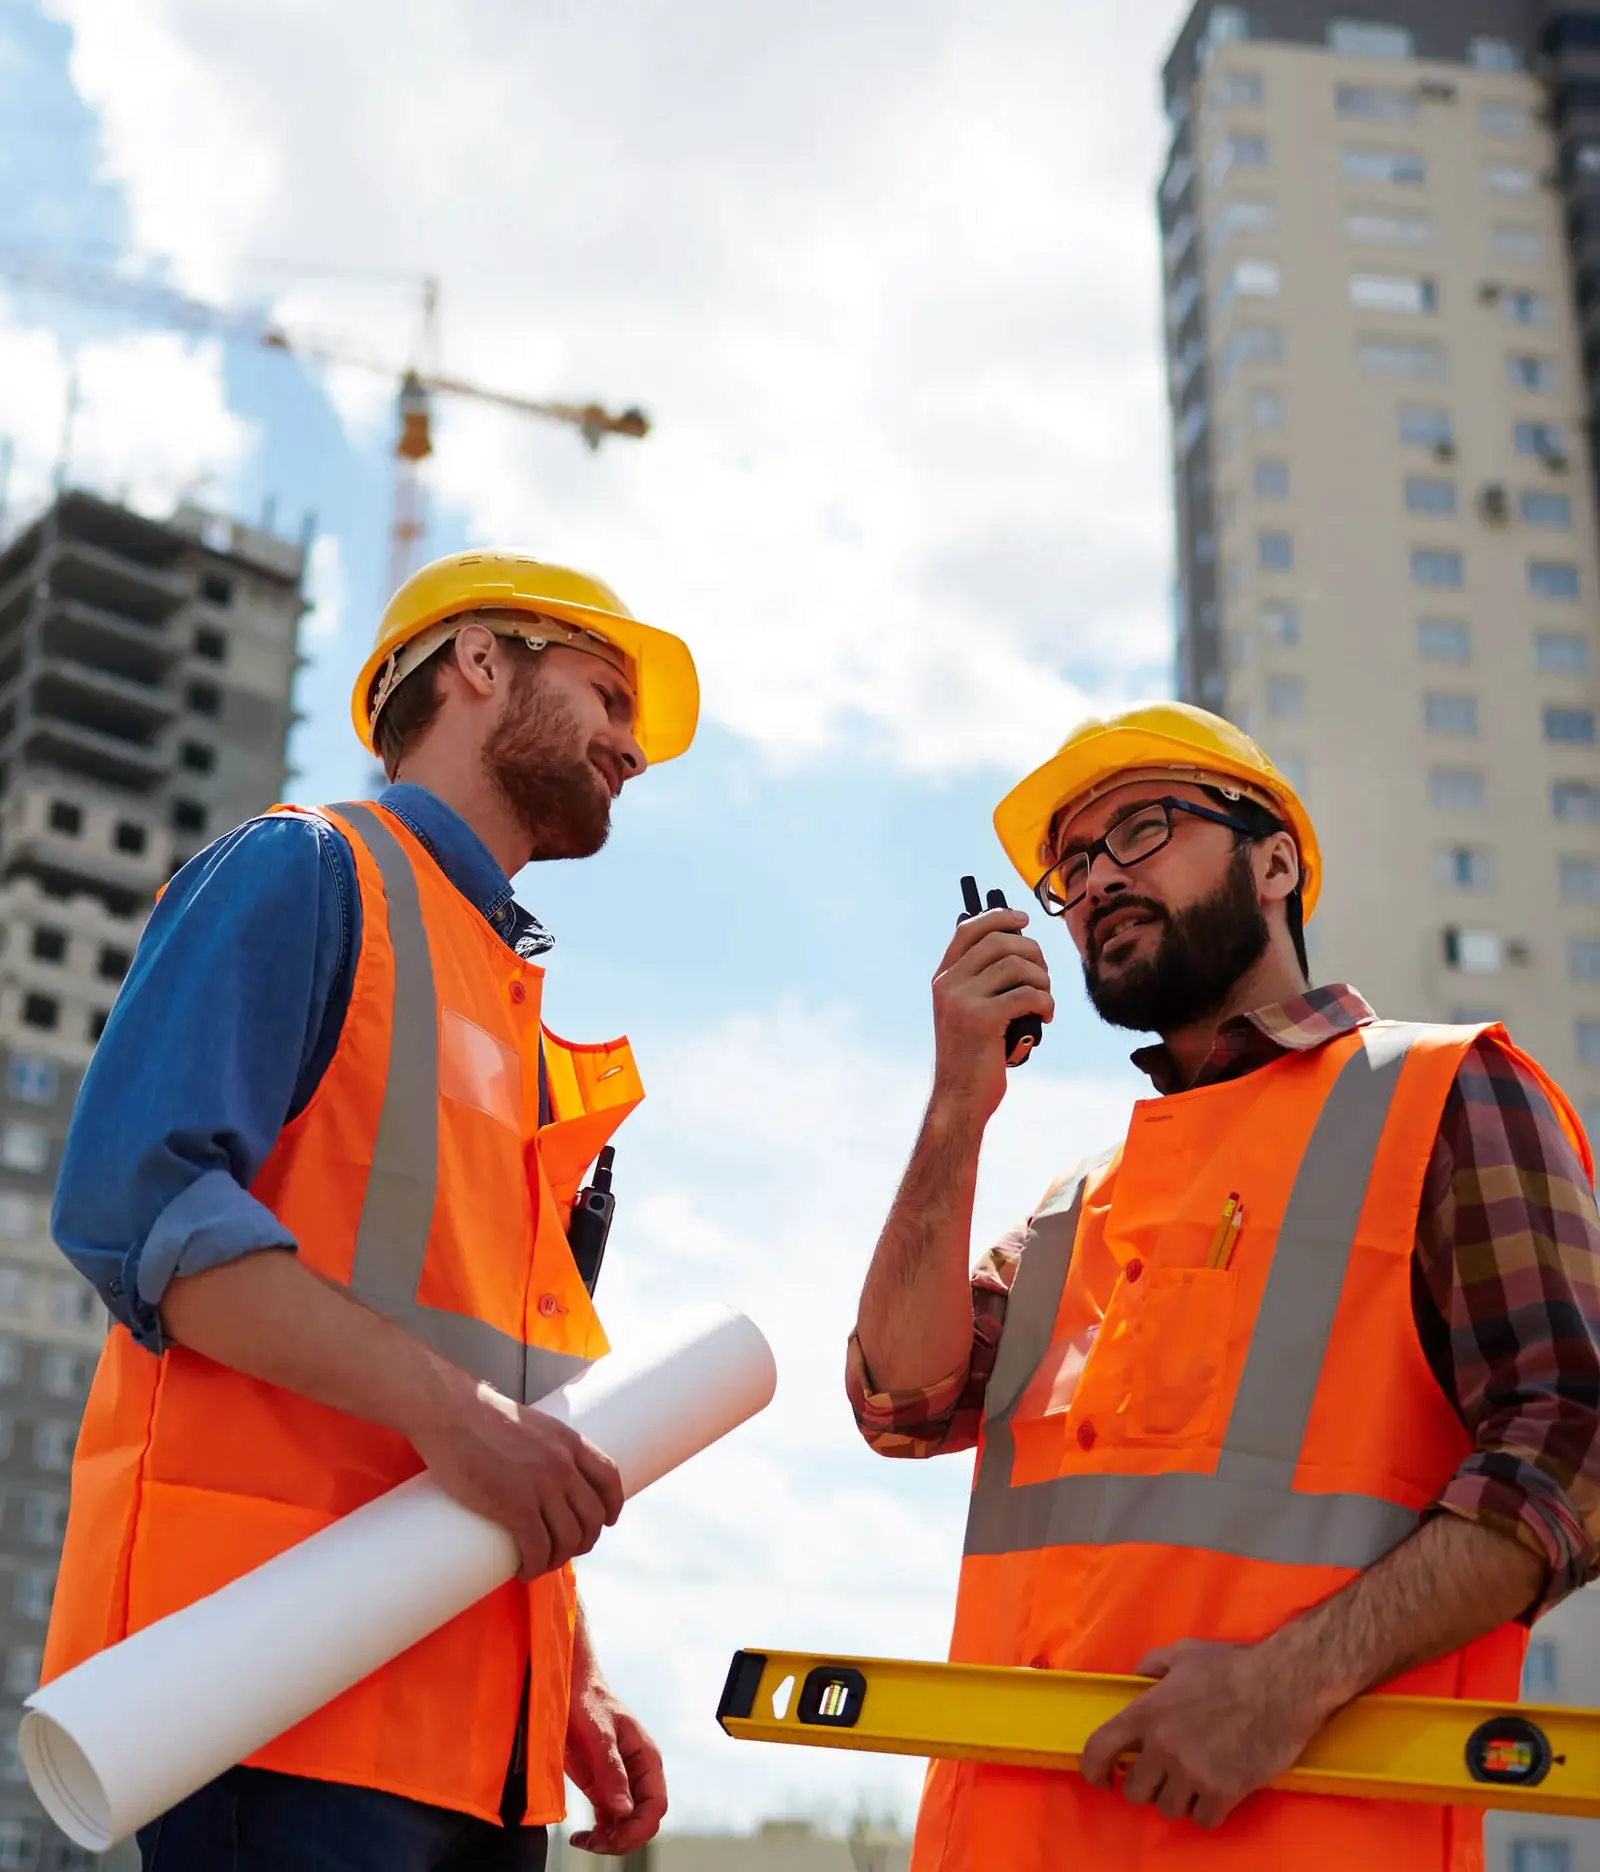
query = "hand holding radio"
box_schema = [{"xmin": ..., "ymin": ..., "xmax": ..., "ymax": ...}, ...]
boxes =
[{"xmin": 928, "ymin": 876, "xmax": 1053, "ymax": 1124}]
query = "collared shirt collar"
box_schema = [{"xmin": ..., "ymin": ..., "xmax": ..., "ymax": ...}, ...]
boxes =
[
  {"xmin": 1130, "ymin": 983, "xmax": 1377, "ymax": 1095},
  {"xmin": 377, "ymin": 783, "xmax": 554, "ymax": 957}
]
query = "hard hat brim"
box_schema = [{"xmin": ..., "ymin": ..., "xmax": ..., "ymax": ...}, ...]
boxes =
[
  {"xmin": 994, "ymin": 722, "xmax": 1322, "ymax": 919},
  {"xmin": 351, "ymin": 594, "xmax": 700, "ymax": 766}
]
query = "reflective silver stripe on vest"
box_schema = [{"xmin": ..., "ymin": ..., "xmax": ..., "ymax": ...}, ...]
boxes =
[
  {"xmin": 331, "ymin": 803, "xmax": 588, "ymax": 1404},
  {"xmin": 965, "ymin": 1023, "xmax": 1426, "ymax": 1568}
]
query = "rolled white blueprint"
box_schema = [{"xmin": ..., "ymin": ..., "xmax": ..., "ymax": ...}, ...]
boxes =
[{"xmin": 22, "ymin": 1305, "xmax": 776, "ymax": 1850}]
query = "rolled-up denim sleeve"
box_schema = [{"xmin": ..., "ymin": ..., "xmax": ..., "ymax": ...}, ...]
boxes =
[{"xmin": 51, "ymin": 813, "xmax": 352, "ymax": 1353}]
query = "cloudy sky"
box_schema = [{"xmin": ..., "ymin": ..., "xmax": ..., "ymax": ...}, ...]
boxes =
[{"xmin": 10, "ymin": 0, "xmax": 1193, "ymax": 1835}]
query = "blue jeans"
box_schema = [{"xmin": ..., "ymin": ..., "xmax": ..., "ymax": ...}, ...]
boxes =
[{"xmin": 137, "ymin": 1767, "xmax": 549, "ymax": 1872}]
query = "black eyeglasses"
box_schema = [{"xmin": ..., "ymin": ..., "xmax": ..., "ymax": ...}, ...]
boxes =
[{"xmin": 1033, "ymin": 796, "xmax": 1273, "ymax": 916}]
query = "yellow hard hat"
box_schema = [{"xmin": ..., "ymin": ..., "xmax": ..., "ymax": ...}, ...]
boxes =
[
  {"xmin": 993, "ymin": 700, "xmax": 1322, "ymax": 918},
  {"xmin": 352, "ymin": 550, "xmax": 700, "ymax": 764}
]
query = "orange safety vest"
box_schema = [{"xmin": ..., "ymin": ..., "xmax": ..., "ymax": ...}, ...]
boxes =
[
  {"xmin": 914, "ymin": 1020, "xmax": 1590, "ymax": 1872},
  {"xmin": 42, "ymin": 800, "xmax": 644, "ymax": 1827}
]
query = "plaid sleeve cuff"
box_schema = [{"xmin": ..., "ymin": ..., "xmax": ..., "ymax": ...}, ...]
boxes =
[
  {"xmin": 1431, "ymin": 1450, "xmax": 1597, "ymax": 1620},
  {"xmin": 845, "ymin": 1331, "xmax": 977, "ymax": 1459}
]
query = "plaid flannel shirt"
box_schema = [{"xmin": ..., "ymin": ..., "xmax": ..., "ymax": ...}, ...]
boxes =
[{"xmin": 847, "ymin": 986, "xmax": 1600, "ymax": 1615}]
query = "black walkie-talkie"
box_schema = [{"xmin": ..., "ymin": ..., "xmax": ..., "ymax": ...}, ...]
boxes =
[
  {"xmin": 568, "ymin": 1146, "xmax": 617, "ymax": 1296},
  {"xmin": 959, "ymin": 876, "xmax": 1043, "ymax": 1068}
]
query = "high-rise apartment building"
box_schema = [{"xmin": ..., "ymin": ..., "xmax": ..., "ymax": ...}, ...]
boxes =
[
  {"xmin": 0, "ymin": 490, "xmax": 305, "ymax": 1870},
  {"xmin": 1160, "ymin": 7, "xmax": 1598, "ymax": 1870}
]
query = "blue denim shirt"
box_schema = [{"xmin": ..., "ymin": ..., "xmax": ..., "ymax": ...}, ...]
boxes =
[{"xmin": 51, "ymin": 785, "xmax": 552, "ymax": 1354}]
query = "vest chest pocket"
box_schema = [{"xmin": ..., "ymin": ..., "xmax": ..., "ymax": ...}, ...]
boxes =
[{"xmin": 1067, "ymin": 1266, "xmax": 1237, "ymax": 1446}]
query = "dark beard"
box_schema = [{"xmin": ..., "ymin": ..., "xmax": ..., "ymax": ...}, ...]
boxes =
[
  {"xmin": 1083, "ymin": 845, "xmax": 1269, "ymax": 1034},
  {"xmin": 483, "ymin": 657, "xmax": 613, "ymax": 860}
]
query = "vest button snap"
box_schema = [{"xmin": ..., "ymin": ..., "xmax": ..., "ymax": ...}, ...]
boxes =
[
  {"xmin": 509, "ymin": 981, "xmax": 527, "ymax": 1005},
  {"xmin": 1076, "ymin": 1419, "xmax": 1096, "ymax": 1450},
  {"xmin": 1124, "ymin": 1258, "xmax": 1143, "ymax": 1283},
  {"xmin": 537, "ymin": 1293, "xmax": 562, "ymax": 1318}
]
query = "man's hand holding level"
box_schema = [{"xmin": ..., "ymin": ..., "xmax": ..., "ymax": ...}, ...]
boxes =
[
  {"xmin": 1078, "ymin": 1637, "xmax": 1333, "ymax": 1829},
  {"xmin": 930, "ymin": 907, "xmax": 1054, "ymax": 1126},
  {"xmin": 410, "ymin": 1363, "xmax": 624, "ymax": 1579}
]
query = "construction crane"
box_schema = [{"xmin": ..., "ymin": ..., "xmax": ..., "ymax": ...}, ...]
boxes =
[{"xmin": 0, "ymin": 252, "xmax": 651, "ymax": 590}]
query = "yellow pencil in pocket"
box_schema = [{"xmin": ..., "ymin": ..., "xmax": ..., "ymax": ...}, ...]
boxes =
[{"xmin": 1205, "ymin": 1193, "xmax": 1241, "ymax": 1269}]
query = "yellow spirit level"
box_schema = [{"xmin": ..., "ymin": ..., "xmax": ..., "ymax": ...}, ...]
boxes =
[{"xmin": 717, "ymin": 1648, "xmax": 1600, "ymax": 1818}]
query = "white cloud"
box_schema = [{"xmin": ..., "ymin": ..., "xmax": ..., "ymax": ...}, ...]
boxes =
[
  {"xmin": 567, "ymin": 1002, "xmax": 1141, "ymax": 1830},
  {"xmin": 46, "ymin": 0, "xmax": 1188, "ymax": 773},
  {"xmin": 0, "ymin": 310, "xmax": 253, "ymax": 528},
  {"xmin": 303, "ymin": 531, "xmax": 345, "ymax": 644}
]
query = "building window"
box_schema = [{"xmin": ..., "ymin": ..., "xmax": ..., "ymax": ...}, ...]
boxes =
[
  {"xmin": 180, "ymin": 741, "xmax": 216, "ymax": 774},
  {"xmin": 193, "ymin": 624, "xmax": 227, "ymax": 662},
  {"xmin": 1530, "ymin": 562, "xmax": 1581, "ymax": 601},
  {"xmin": 6, "ymin": 1055, "xmax": 54, "ymax": 1105},
  {"xmin": 1520, "ymin": 1632, "xmax": 1561, "ymax": 1690},
  {"xmin": 1398, "ymin": 405, "xmax": 1452, "ymax": 448},
  {"xmin": 1345, "ymin": 209, "xmax": 1429, "ymax": 245},
  {"xmin": 172, "ymin": 798, "xmax": 208, "ymax": 835},
  {"xmin": 1219, "ymin": 257, "xmax": 1280, "ymax": 306},
  {"xmin": 1258, "ymin": 531, "xmax": 1293, "ymax": 570},
  {"xmin": 1511, "ymin": 1841, "xmax": 1570, "ymax": 1872},
  {"xmin": 0, "ymin": 1341, "xmax": 19, "ymax": 1386},
  {"xmin": 1212, "ymin": 198, "xmax": 1275, "ymax": 248},
  {"xmin": 1267, "ymin": 674, "xmax": 1303, "ymax": 720},
  {"xmin": 1418, "ymin": 619, "xmax": 1469, "ymax": 663},
  {"xmin": 0, "ymin": 1197, "xmax": 30, "ymax": 1240},
  {"xmin": 97, "ymin": 944, "xmax": 131, "ymax": 984},
  {"xmin": 22, "ymin": 1492, "xmax": 66, "ymax": 1546},
  {"xmin": 1341, "ymin": 147, "xmax": 1426, "ymax": 186},
  {"xmin": 1219, "ymin": 325, "xmax": 1283, "ymax": 381},
  {"xmin": 1545, "ymin": 707, "xmax": 1597, "ymax": 745},
  {"xmin": 1249, "ymin": 390, "xmax": 1286, "ymax": 429},
  {"xmin": 1210, "ymin": 132, "xmax": 1268, "ymax": 183},
  {"xmin": 1336, "ymin": 83, "xmax": 1416, "ymax": 122},
  {"xmin": 1515, "ymin": 421, "xmax": 1567, "ymax": 460},
  {"xmin": 50, "ymin": 1276, "xmax": 96, "ymax": 1327},
  {"xmin": 1253, "ymin": 460, "xmax": 1288, "ymax": 497},
  {"xmin": 1470, "ymin": 37, "xmax": 1522, "ymax": 73},
  {"xmin": 1561, "ymin": 857, "xmax": 1600, "ymax": 901},
  {"xmin": 1479, "ymin": 100, "xmax": 1530, "ymax": 139},
  {"xmin": 1328, "ymin": 20, "xmax": 1413, "ymax": 60},
  {"xmin": 1445, "ymin": 928, "xmax": 1503, "ymax": 974},
  {"xmin": 88, "ymin": 1008, "xmax": 109, "ymax": 1044},
  {"xmin": 1412, "ymin": 548, "xmax": 1463, "ymax": 588},
  {"xmin": 1405, "ymin": 477, "xmax": 1456, "ymax": 515},
  {"xmin": 1430, "ymin": 768, "xmax": 1485, "ymax": 810},
  {"xmin": 1424, "ymin": 693, "xmax": 1478, "ymax": 735},
  {"xmin": 0, "ymin": 1124, "xmax": 46, "ymax": 1174},
  {"xmin": 1486, "ymin": 166, "xmax": 1537, "ymax": 198},
  {"xmin": 1358, "ymin": 339, "xmax": 1442, "ymax": 379},
  {"xmin": 200, "ymin": 572, "xmax": 233, "ymax": 606},
  {"xmin": 0, "ymin": 1815, "xmax": 40, "ymax": 1871},
  {"xmin": 47, "ymin": 799, "xmax": 81, "ymax": 836},
  {"xmin": 28, "ymin": 927, "xmax": 64, "ymax": 964},
  {"xmin": 1496, "ymin": 228, "xmax": 1545, "ymax": 266},
  {"xmin": 1437, "ymin": 846, "xmax": 1493, "ymax": 892},
  {"xmin": 1215, "ymin": 70, "xmax": 1263, "ymax": 106},
  {"xmin": 185, "ymin": 681, "xmax": 221, "ymax": 718},
  {"xmin": 1162, "ymin": 154, "xmax": 1195, "ymax": 206},
  {"xmin": 33, "ymin": 1418, "xmax": 75, "ymax": 1471},
  {"xmin": 1502, "ymin": 288, "xmax": 1550, "ymax": 324},
  {"xmin": 41, "ymin": 1348, "xmax": 90, "ymax": 1397},
  {"xmin": 1350, "ymin": 272, "xmax": 1436, "ymax": 314},
  {"xmin": 1537, "ymin": 633, "xmax": 1589, "ymax": 675},
  {"xmin": 1523, "ymin": 490, "xmax": 1573, "ymax": 528},
  {"xmin": 1570, "ymin": 940, "xmax": 1600, "ymax": 983},
  {"xmin": 2, "ymin": 1648, "xmax": 39, "ymax": 1699},
  {"xmin": 1263, "ymin": 604, "xmax": 1299, "ymax": 644},
  {"xmin": 20, "ymin": 993, "xmax": 58, "ymax": 1033},
  {"xmin": 113, "ymin": 819, "xmax": 147, "ymax": 856},
  {"xmin": 1579, "ymin": 1020, "xmax": 1600, "ymax": 1064},
  {"xmin": 13, "ymin": 1568, "xmax": 50, "ymax": 1622},
  {"xmin": 0, "ymin": 1271, "xmax": 23, "ymax": 1317},
  {"xmin": 1555, "ymin": 781, "xmax": 1600, "ymax": 821}
]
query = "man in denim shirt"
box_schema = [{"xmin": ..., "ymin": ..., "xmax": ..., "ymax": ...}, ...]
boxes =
[{"xmin": 47, "ymin": 554, "xmax": 700, "ymax": 1871}]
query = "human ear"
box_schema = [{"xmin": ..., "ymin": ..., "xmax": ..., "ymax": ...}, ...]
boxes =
[{"xmin": 1256, "ymin": 832, "xmax": 1301, "ymax": 905}]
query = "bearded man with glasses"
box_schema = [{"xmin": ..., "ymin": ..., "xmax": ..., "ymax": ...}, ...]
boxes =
[{"xmin": 848, "ymin": 702, "xmax": 1600, "ymax": 1872}]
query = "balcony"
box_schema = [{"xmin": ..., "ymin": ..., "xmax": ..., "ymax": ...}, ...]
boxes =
[
  {"xmin": 1, "ymin": 715, "xmax": 167, "ymax": 795},
  {"xmin": 39, "ymin": 538, "xmax": 188, "ymax": 628},
  {"xmin": 37, "ymin": 599, "xmax": 184, "ymax": 689},
  {"xmin": 27, "ymin": 656, "xmax": 177, "ymax": 746}
]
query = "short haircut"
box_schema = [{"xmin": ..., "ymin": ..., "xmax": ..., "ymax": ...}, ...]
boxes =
[{"xmin": 372, "ymin": 639, "xmax": 456, "ymax": 778}]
